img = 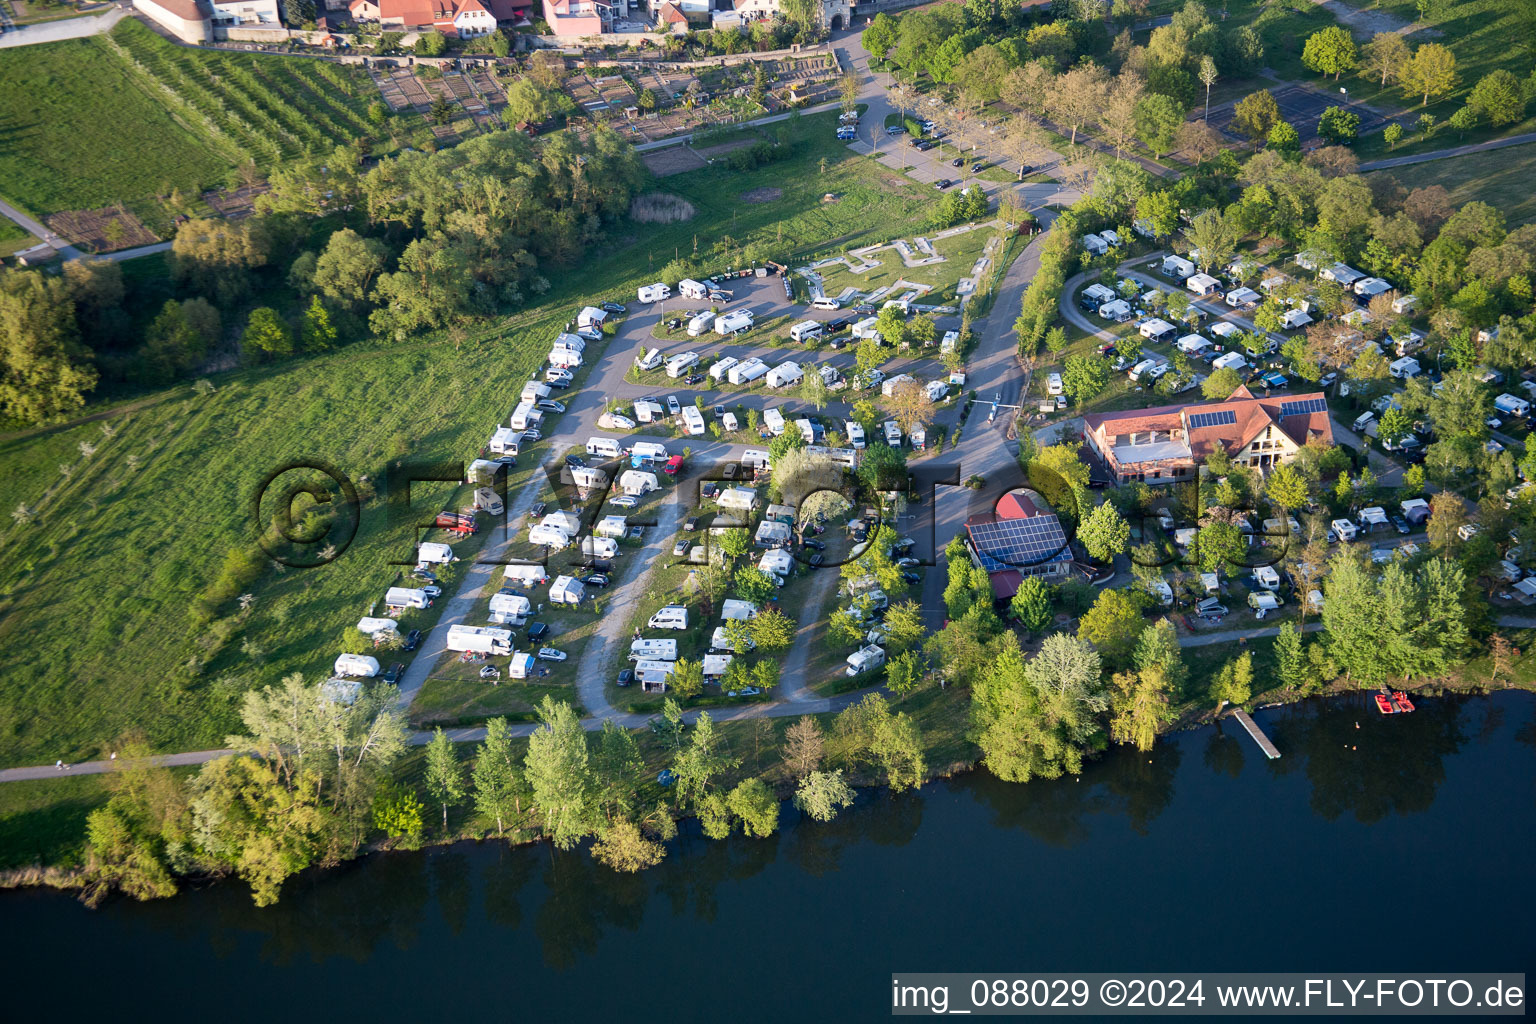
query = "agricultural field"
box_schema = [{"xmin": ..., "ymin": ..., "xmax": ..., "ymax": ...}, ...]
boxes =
[{"xmin": 0, "ymin": 19, "xmax": 392, "ymax": 222}]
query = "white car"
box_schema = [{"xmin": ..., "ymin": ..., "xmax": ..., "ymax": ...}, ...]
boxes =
[
  {"xmin": 726, "ymin": 686, "xmax": 761, "ymax": 697},
  {"xmin": 667, "ymin": 395, "xmax": 682, "ymax": 415},
  {"xmin": 610, "ymin": 495, "xmax": 640, "ymax": 509},
  {"xmin": 422, "ymin": 585, "xmax": 443, "ymax": 598},
  {"xmin": 537, "ymin": 647, "xmax": 567, "ymax": 662}
]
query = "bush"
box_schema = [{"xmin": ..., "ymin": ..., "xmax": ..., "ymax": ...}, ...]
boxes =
[{"xmin": 629, "ymin": 193, "xmax": 697, "ymax": 224}]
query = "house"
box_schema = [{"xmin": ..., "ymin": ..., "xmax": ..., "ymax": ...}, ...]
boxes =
[
  {"xmin": 208, "ymin": 0, "xmax": 282, "ymax": 25},
  {"xmin": 350, "ymin": 0, "xmax": 498, "ymax": 34},
  {"xmin": 540, "ymin": 0, "xmax": 614, "ymax": 36},
  {"xmin": 1081, "ymin": 385, "xmax": 1333, "ymax": 484},
  {"xmin": 656, "ymin": 0, "xmax": 689, "ymax": 29},
  {"xmin": 135, "ymin": 0, "xmax": 213, "ymax": 43},
  {"xmin": 963, "ymin": 490, "xmax": 1072, "ymax": 600}
]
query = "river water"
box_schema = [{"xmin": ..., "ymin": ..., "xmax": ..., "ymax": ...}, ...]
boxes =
[{"xmin": 2, "ymin": 693, "xmax": 1532, "ymax": 1021}]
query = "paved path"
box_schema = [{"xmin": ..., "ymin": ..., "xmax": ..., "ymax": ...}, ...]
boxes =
[
  {"xmin": 1359, "ymin": 133, "xmax": 1536, "ymax": 172},
  {"xmin": 0, "ymin": 198, "xmax": 83, "ymax": 260},
  {"xmin": 0, "ymin": 5, "xmax": 123, "ymax": 48}
]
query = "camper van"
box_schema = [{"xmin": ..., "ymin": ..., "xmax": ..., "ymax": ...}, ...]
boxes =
[
  {"xmin": 714, "ymin": 310, "xmax": 754, "ymax": 336},
  {"xmin": 721, "ymin": 599, "xmax": 758, "ymax": 621},
  {"xmin": 1331, "ymin": 519, "xmax": 1358, "ymax": 542},
  {"xmin": 845, "ymin": 421, "xmax": 866, "ymax": 448},
  {"xmin": 648, "ymin": 605, "xmax": 689, "ymax": 630},
  {"xmin": 681, "ymin": 405, "xmax": 706, "ymax": 436},
  {"xmin": 585, "ymin": 437, "xmax": 622, "ymax": 458},
  {"xmin": 845, "ymin": 645, "xmax": 886, "ymax": 676},
  {"xmin": 665, "ymin": 352, "xmax": 700, "ymax": 378},
  {"xmin": 635, "ymin": 347, "xmax": 664, "ymax": 371},
  {"xmin": 630, "ymin": 441, "xmax": 670, "ymax": 463},
  {"xmin": 1080, "ymin": 283, "xmax": 1115, "ymax": 311},
  {"xmin": 637, "ymin": 282, "xmax": 671, "ymax": 303},
  {"xmin": 1390, "ymin": 356, "xmax": 1421, "ymax": 379},
  {"xmin": 678, "ymin": 278, "xmax": 709, "ymax": 300},
  {"xmin": 741, "ymin": 448, "xmax": 771, "ymax": 471},
  {"xmin": 446, "ymin": 624, "xmax": 513, "ymax": 656},
  {"xmin": 763, "ymin": 408, "xmax": 787, "ymax": 436},
  {"xmin": 629, "ymin": 639, "xmax": 679, "ymax": 662},
  {"xmin": 686, "ymin": 312, "xmax": 716, "ymax": 337},
  {"xmin": 710, "ymin": 357, "xmax": 738, "ymax": 382},
  {"xmin": 474, "ymin": 487, "xmax": 504, "ymax": 517},
  {"xmin": 790, "ymin": 320, "xmax": 824, "ymax": 343},
  {"xmin": 1494, "ymin": 393, "xmax": 1531, "ymax": 419},
  {"xmin": 811, "ymin": 296, "xmax": 842, "ymax": 311},
  {"xmin": 883, "ymin": 420, "xmax": 902, "ymax": 446}
]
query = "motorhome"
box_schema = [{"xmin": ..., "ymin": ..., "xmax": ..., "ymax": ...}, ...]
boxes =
[
  {"xmin": 845, "ymin": 645, "xmax": 886, "ymax": 676},
  {"xmin": 629, "ymin": 639, "xmax": 679, "ymax": 662},
  {"xmin": 763, "ymin": 408, "xmax": 787, "ymax": 436},
  {"xmin": 488, "ymin": 592, "xmax": 531, "ymax": 626},
  {"xmin": 714, "ymin": 310, "xmax": 754, "ymax": 336},
  {"xmin": 686, "ymin": 312, "xmax": 716, "ymax": 337},
  {"xmin": 665, "ymin": 352, "xmax": 700, "ymax": 378},
  {"xmin": 790, "ymin": 320, "xmax": 824, "ymax": 343},
  {"xmin": 648, "ymin": 605, "xmax": 689, "ymax": 630},
  {"xmin": 728, "ymin": 358, "xmax": 770, "ymax": 386},
  {"xmin": 883, "ymin": 420, "xmax": 902, "ymax": 446},
  {"xmin": 447, "ymin": 624, "xmax": 513, "ymax": 656},
  {"xmin": 851, "ymin": 316, "xmax": 881, "ymax": 340},
  {"xmin": 637, "ymin": 282, "xmax": 671, "ymax": 303},
  {"xmin": 1494, "ymin": 393, "xmax": 1531, "ymax": 419},
  {"xmin": 629, "ymin": 441, "xmax": 670, "ymax": 463},
  {"xmin": 635, "ymin": 347, "xmax": 664, "ymax": 371},
  {"xmin": 1253, "ymin": 565, "xmax": 1281, "ymax": 591},
  {"xmin": 681, "ymin": 405, "xmax": 706, "ymax": 436},
  {"xmin": 1331, "ymin": 519, "xmax": 1358, "ymax": 542},
  {"xmin": 1389, "ymin": 356, "xmax": 1421, "ymax": 379},
  {"xmin": 710, "ymin": 357, "xmax": 738, "ymax": 382}
]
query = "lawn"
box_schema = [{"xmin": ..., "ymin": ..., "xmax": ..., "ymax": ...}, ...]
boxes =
[
  {"xmin": 1373, "ymin": 142, "xmax": 1536, "ymax": 227},
  {"xmin": 0, "ymin": 19, "xmax": 394, "ymax": 219},
  {"xmin": 813, "ymin": 217, "xmax": 1001, "ymax": 308}
]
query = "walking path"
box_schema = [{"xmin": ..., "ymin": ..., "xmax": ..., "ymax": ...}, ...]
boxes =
[
  {"xmin": 1359, "ymin": 133, "xmax": 1536, "ymax": 172},
  {"xmin": 0, "ymin": 5, "xmax": 123, "ymax": 48}
]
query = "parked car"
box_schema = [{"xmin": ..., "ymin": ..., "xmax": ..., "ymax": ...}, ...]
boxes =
[
  {"xmin": 673, "ymin": 539, "xmax": 692, "ymax": 557},
  {"xmin": 382, "ymin": 663, "xmax": 404, "ymax": 685},
  {"xmin": 579, "ymin": 573, "xmax": 610, "ymax": 588},
  {"xmin": 726, "ymin": 686, "xmax": 761, "ymax": 698},
  {"xmin": 901, "ymin": 570, "xmax": 921, "ymax": 585},
  {"xmin": 536, "ymin": 399, "xmax": 566, "ymax": 413},
  {"xmin": 684, "ymin": 374, "xmax": 705, "ymax": 385},
  {"xmin": 1391, "ymin": 516, "xmax": 1410, "ymax": 534},
  {"xmin": 494, "ymin": 455, "xmax": 516, "ymax": 466},
  {"xmin": 802, "ymin": 538, "xmax": 826, "ymax": 551},
  {"xmin": 666, "ymin": 395, "xmax": 681, "ymax": 415},
  {"xmin": 564, "ymin": 454, "xmax": 587, "ymax": 468},
  {"xmin": 684, "ymin": 516, "xmax": 699, "ymax": 531},
  {"xmin": 404, "ymin": 628, "xmax": 422, "ymax": 652},
  {"xmin": 410, "ymin": 569, "xmax": 437, "ymax": 584},
  {"xmin": 422, "ymin": 585, "xmax": 443, "ymax": 598},
  {"xmin": 537, "ymin": 647, "xmax": 567, "ymax": 662},
  {"xmin": 896, "ymin": 557, "xmax": 920, "ymax": 568},
  {"xmin": 521, "ymin": 427, "xmax": 542, "ymax": 442},
  {"xmin": 526, "ymin": 622, "xmax": 550, "ymax": 642},
  {"xmin": 600, "ymin": 301, "xmax": 626, "ymax": 314},
  {"xmin": 530, "ymin": 501, "xmax": 547, "ymax": 517},
  {"xmin": 610, "ymin": 494, "xmax": 639, "ymax": 509},
  {"xmin": 951, "ymin": 157, "xmax": 963, "ymax": 167},
  {"xmin": 971, "ymin": 161, "xmax": 985, "ymax": 172},
  {"xmin": 933, "ymin": 178, "xmax": 952, "ymax": 190},
  {"xmin": 616, "ymin": 668, "xmax": 635, "ymax": 687}
]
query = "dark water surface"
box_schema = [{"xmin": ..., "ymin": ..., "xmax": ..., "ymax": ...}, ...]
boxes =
[{"xmin": 3, "ymin": 693, "xmax": 1533, "ymax": 1021}]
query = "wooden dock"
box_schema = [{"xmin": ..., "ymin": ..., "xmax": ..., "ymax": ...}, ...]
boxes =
[{"xmin": 1232, "ymin": 710, "xmax": 1281, "ymax": 759}]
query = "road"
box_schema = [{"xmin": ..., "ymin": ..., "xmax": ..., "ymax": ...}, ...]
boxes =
[
  {"xmin": 1359, "ymin": 133, "xmax": 1536, "ymax": 172},
  {"xmin": 0, "ymin": 194, "xmax": 174, "ymax": 264}
]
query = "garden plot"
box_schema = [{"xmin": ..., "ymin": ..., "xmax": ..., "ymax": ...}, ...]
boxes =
[
  {"xmin": 202, "ymin": 183, "xmax": 267, "ymax": 220},
  {"xmin": 808, "ymin": 219, "xmax": 1002, "ymax": 307},
  {"xmin": 370, "ymin": 67, "xmax": 412, "ymax": 111},
  {"xmin": 45, "ymin": 205, "xmax": 158, "ymax": 253}
]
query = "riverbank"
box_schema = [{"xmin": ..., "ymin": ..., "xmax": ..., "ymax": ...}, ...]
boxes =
[
  {"xmin": 2, "ymin": 690, "xmax": 1530, "ymax": 1024},
  {"xmin": 5, "ymin": 667, "xmax": 1533, "ymax": 905}
]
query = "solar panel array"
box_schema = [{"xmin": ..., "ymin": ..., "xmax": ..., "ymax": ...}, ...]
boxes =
[
  {"xmin": 969, "ymin": 516, "xmax": 1071, "ymax": 571},
  {"xmin": 1187, "ymin": 409, "xmax": 1237, "ymax": 429},
  {"xmin": 1279, "ymin": 396, "xmax": 1327, "ymax": 418}
]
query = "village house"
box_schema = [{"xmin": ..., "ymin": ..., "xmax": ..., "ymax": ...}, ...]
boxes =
[
  {"xmin": 349, "ymin": 0, "xmax": 499, "ymax": 34},
  {"xmin": 1081, "ymin": 386, "xmax": 1333, "ymax": 485}
]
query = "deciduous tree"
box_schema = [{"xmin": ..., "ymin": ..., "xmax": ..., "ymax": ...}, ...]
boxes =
[{"xmin": 1402, "ymin": 42, "xmax": 1458, "ymax": 107}]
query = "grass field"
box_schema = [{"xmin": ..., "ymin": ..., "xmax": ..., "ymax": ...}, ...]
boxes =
[
  {"xmin": 814, "ymin": 219, "xmax": 999, "ymax": 307},
  {"xmin": 1373, "ymin": 142, "xmax": 1536, "ymax": 227},
  {"xmin": 0, "ymin": 20, "xmax": 392, "ymax": 220}
]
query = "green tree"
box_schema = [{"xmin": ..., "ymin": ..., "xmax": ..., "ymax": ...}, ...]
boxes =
[
  {"xmin": 669, "ymin": 656, "xmax": 705, "ymax": 699},
  {"xmin": 372, "ymin": 783, "xmax": 425, "ymax": 844},
  {"xmin": 1384, "ymin": 122, "xmax": 1404, "ymax": 149},
  {"xmin": 747, "ymin": 607, "xmax": 796, "ymax": 653},
  {"xmin": 1302, "ymin": 26, "xmax": 1357, "ymax": 80},
  {"xmin": 1360, "ymin": 31, "xmax": 1410, "ymax": 87},
  {"xmin": 524, "ymin": 697, "xmax": 598, "ymax": 850},
  {"xmin": 415, "ymin": 29, "xmax": 448, "ymax": 56},
  {"xmin": 591, "ymin": 817, "xmax": 665, "ymax": 872},
  {"xmin": 863, "ymin": 12, "xmax": 898, "ymax": 58},
  {"xmin": 1467, "ymin": 69, "xmax": 1527, "ymax": 126},
  {"xmin": 794, "ymin": 770, "xmax": 855, "ymax": 822},
  {"xmin": 1209, "ymin": 651, "xmax": 1253, "ymax": 709},
  {"xmin": 1403, "ymin": 42, "xmax": 1458, "ymax": 107},
  {"xmin": 1078, "ymin": 501, "xmax": 1130, "ymax": 562},
  {"xmin": 1274, "ymin": 622, "xmax": 1310, "ymax": 692},
  {"xmin": 1134, "ymin": 93, "xmax": 1186, "ymax": 159},
  {"xmin": 1267, "ymin": 120, "xmax": 1300, "ymax": 153},
  {"xmin": 727, "ymin": 778, "xmax": 779, "ymax": 837},
  {"xmin": 1108, "ymin": 665, "xmax": 1172, "ymax": 751},
  {"xmin": 1318, "ymin": 106, "xmax": 1360, "ymax": 144},
  {"xmin": 241, "ymin": 307, "xmax": 293, "ymax": 359},
  {"xmin": 1202, "ymin": 366, "xmax": 1244, "ymax": 400},
  {"xmin": 672, "ymin": 711, "xmax": 739, "ymax": 806},
  {"xmin": 1233, "ymin": 88, "xmax": 1280, "ymax": 142},
  {"xmin": 1265, "ymin": 462, "xmax": 1310, "ymax": 510},
  {"xmin": 1182, "ymin": 207, "xmax": 1241, "ymax": 273},
  {"xmin": 471, "ymin": 717, "xmax": 518, "ymax": 837},
  {"xmin": 1010, "ymin": 574, "xmax": 1053, "ymax": 633},
  {"xmin": 423, "ymin": 727, "xmax": 464, "ymax": 833},
  {"xmin": 734, "ymin": 566, "xmax": 777, "ymax": 605},
  {"xmin": 881, "ymin": 599, "xmax": 927, "ymax": 653},
  {"xmin": 1077, "ymin": 588, "xmax": 1146, "ymax": 668},
  {"xmin": 1061, "ymin": 353, "xmax": 1110, "ymax": 405},
  {"xmin": 299, "ymin": 295, "xmax": 337, "ymax": 352},
  {"xmin": 1377, "ymin": 406, "xmax": 1413, "ymax": 447}
]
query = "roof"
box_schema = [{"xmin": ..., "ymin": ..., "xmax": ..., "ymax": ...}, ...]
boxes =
[
  {"xmin": 145, "ymin": 0, "xmax": 208, "ymax": 20},
  {"xmin": 658, "ymin": 0, "xmax": 687, "ymax": 23},
  {"xmin": 1083, "ymin": 389, "xmax": 1333, "ymax": 462},
  {"xmin": 964, "ymin": 510, "xmax": 1071, "ymax": 572}
]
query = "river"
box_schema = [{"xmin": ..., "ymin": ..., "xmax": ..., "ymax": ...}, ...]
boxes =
[{"xmin": 2, "ymin": 693, "xmax": 1532, "ymax": 1021}]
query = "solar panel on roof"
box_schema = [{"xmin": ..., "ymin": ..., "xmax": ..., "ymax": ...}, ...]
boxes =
[
  {"xmin": 1188, "ymin": 409, "xmax": 1236, "ymax": 429},
  {"xmin": 1279, "ymin": 397, "xmax": 1327, "ymax": 417},
  {"xmin": 969, "ymin": 516, "xmax": 1071, "ymax": 570}
]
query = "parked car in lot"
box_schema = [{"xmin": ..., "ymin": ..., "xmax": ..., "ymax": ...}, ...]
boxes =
[
  {"xmin": 726, "ymin": 686, "xmax": 761, "ymax": 698},
  {"xmin": 972, "ymin": 161, "xmax": 986, "ymax": 172},
  {"xmin": 600, "ymin": 301, "xmax": 626, "ymax": 314},
  {"xmin": 673, "ymin": 539, "xmax": 692, "ymax": 557},
  {"xmin": 951, "ymin": 157, "xmax": 963, "ymax": 167},
  {"xmin": 565, "ymin": 454, "xmax": 587, "ymax": 468},
  {"xmin": 934, "ymin": 178, "xmax": 952, "ymax": 190},
  {"xmin": 579, "ymin": 573, "xmax": 610, "ymax": 587},
  {"xmin": 530, "ymin": 501, "xmax": 547, "ymax": 517},
  {"xmin": 617, "ymin": 668, "xmax": 635, "ymax": 687},
  {"xmin": 382, "ymin": 663, "xmax": 404, "ymax": 685},
  {"xmin": 494, "ymin": 455, "xmax": 516, "ymax": 467},
  {"xmin": 901, "ymin": 570, "xmax": 921, "ymax": 585},
  {"xmin": 537, "ymin": 647, "xmax": 567, "ymax": 662},
  {"xmin": 666, "ymin": 395, "xmax": 681, "ymax": 415},
  {"xmin": 536, "ymin": 399, "xmax": 566, "ymax": 413},
  {"xmin": 404, "ymin": 628, "xmax": 422, "ymax": 651}
]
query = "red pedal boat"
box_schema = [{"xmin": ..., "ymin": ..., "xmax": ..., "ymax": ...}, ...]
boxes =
[
  {"xmin": 1374, "ymin": 694, "xmax": 1397, "ymax": 714},
  {"xmin": 1393, "ymin": 691, "xmax": 1415, "ymax": 713}
]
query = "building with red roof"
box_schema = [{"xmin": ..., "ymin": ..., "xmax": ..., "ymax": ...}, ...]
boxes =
[
  {"xmin": 963, "ymin": 489, "xmax": 1073, "ymax": 602},
  {"xmin": 1081, "ymin": 386, "xmax": 1333, "ymax": 485},
  {"xmin": 348, "ymin": 0, "xmax": 497, "ymax": 35}
]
